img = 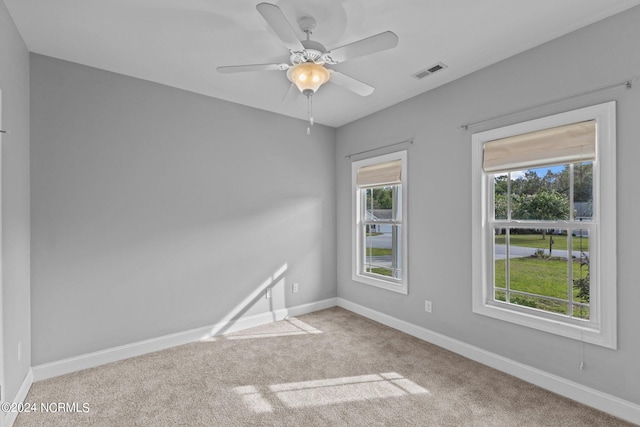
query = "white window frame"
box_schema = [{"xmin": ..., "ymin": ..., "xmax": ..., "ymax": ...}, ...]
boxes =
[
  {"xmin": 471, "ymin": 102, "xmax": 616, "ymax": 349},
  {"xmin": 352, "ymin": 151, "xmax": 408, "ymax": 294}
]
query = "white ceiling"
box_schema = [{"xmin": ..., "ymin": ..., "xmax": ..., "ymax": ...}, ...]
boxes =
[{"xmin": 6, "ymin": 0, "xmax": 640, "ymax": 127}]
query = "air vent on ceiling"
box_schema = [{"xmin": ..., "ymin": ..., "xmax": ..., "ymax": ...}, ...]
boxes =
[{"xmin": 412, "ymin": 62, "xmax": 447, "ymax": 79}]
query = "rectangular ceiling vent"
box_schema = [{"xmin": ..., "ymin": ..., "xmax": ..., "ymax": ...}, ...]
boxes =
[{"xmin": 412, "ymin": 62, "xmax": 447, "ymax": 80}]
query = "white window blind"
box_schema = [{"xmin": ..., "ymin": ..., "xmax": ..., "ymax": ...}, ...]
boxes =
[
  {"xmin": 483, "ymin": 120, "xmax": 596, "ymax": 173},
  {"xmin": 357, "ymin": 159, "xmax": 402, "ymax": 187}
]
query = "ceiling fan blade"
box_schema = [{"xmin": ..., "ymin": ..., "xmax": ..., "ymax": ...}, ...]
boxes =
[
  {"xmin": 217, "ymin": 63, "xmax": 289, "ymax": 73},
  {"xmin": 327, "ymin": 31, "xmax": 399, "ymax": 63},
  {"xmin": 256, "ymin": 3, "xmax": 304, "ymax": 52},
  {"xmin": 329, "ymin": 71, "xmax": 375, "ymax": 96},
  {"xmin": 281, "ymin": 83, "xmax": 300, "ymax": 103}
]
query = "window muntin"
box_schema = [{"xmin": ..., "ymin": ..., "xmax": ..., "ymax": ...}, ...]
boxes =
[
  {"xmin": 472, "ymin": 102, "xmax": 616, "ymax": 349},
  {"xmin": 352, "ymin": 151, "xmax": 408, "ymax": 294}
]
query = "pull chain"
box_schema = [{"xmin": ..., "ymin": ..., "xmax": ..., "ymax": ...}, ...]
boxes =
[{"xmin": 307, "ymin": 94, "xmax": 314, "ymax": 135}]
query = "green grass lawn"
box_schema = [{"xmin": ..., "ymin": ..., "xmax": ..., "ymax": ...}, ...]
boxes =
[
  {"xmin": 366, "ymin": 247, "xmax": 392, "ymax": 256},
  {"xmin": 494, "ymin": 233, "xmax": 589, "ymax": 252},
  {"xmin": 494, "ymin": 257, "xmax": 589, "ymax": 319},
  {"xmin": 364, "ymin": 240, "xmax": 590, "ymax": 318},
  {"xmin": 371, "ymin": 267, "xmax": 392, "ymax": 277},
  {"xmin": 364, "ymin": 247, "xmax": 393, "ymax": 276}
]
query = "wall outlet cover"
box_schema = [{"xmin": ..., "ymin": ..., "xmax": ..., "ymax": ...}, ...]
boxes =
[{"xmin": 425, "ymin": 300, "xmax": 432, "ymax": 313}]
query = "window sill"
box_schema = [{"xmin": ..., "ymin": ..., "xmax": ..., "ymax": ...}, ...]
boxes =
[
  {"xmin": 472, "ymin": 299, "xmax": 615, "ymax": 349},
  {"xmin": 353, "ymin": 273, "xmax": 408, "ymax": 294}
]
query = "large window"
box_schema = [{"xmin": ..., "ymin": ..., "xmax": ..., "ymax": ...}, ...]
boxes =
[
  {"xmin": 472, "ymin": 102, "xmax": 616, "ymax": 348},
  {"xmin": 352, "ymin": 151, "xmax": 408, "ymax": 294}
]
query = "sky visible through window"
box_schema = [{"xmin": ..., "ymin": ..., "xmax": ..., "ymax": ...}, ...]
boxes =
[{"xmin": 511, "ymin": 165, "xmax": 564, "ymax": 179}]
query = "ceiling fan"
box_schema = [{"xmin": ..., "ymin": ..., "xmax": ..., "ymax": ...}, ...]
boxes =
[{"xmin": 217, "ymin": 2, "xmax": 399, "ymax": 132}]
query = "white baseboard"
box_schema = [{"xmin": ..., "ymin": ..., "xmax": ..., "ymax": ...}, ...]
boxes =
[
  {"xmin": 3, "ymin": 368, "xmax": 33, "ymax": 427},
  {"xmin": 286, "ymin": 297, "xmax": 337, "ymax": 317},
  {"xmin": 336, "ymin": 297, "xmax": 640, "ymax": 426},
  {"xmin": 32, "ymin": 298, "xmax": 336, "ymax": 382}
]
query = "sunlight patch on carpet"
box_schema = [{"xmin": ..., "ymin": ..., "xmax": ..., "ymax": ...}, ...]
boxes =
[
  {"xmin": 234, "ymin": 385, "xmax": 274, "ymax": 413},
  {"xmin": 224, "ymin": 318, "xmax": 322, "ymax": 340},
  {"xmin": 235, "ymin": 372, "xmax": 429, "ymax": 412}
]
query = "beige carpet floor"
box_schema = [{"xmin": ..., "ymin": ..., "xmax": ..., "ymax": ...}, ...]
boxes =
[{"xmin": 16, "ymin": 307, "xmax": 635, "ymax": 426}]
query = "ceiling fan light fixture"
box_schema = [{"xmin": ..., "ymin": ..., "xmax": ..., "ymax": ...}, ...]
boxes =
[{"xmin": 287, "ymin": 62, "xmax": 330, "ymax": 95}]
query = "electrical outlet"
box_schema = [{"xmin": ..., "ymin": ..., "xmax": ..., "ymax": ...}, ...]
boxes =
[
  {"xmin": 266, "ymin": 288, "xmax": 272, "ymax": 299},
  {"xmin": 18, "ymin": 342, "xmax": 22, "ymax": 362},
  {"xmin": 424, "ymin": 300, "xmax": 432, "ymax": 313},
  {"xmin": 293, "ymin": 283, "xmax": 299, "ymax": 293}
]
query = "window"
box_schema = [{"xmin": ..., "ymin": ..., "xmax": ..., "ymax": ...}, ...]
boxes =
[
  {"xmin": 352, "ymin": 151, "xmax": 408, "ymax": 294},
  {"xmin": 472, "ymin": 102, "xmax": 616, "ymax": 348}
]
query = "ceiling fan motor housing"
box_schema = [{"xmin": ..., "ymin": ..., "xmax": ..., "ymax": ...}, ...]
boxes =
[{"xmin": 290, "ymin": 39, "xmax": 327, "ymax": 64}]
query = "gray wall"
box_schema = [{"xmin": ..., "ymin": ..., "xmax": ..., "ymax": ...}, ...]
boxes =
[
  {"xmin": 30, "ymin": 54, "xmax": 336, "ymax": 365},
  {"xmin": 336, "ymin": 7, "xmax": 640, "ymax": 404},
  {"xmin": 0, "ymin": 1, "xmax": 31, "ymax": 404}
]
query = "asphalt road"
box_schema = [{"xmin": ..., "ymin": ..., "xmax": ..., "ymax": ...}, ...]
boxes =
[
  {"xmin": 364, "ymin": 233, "xmax": 392, "ymax": 249},
  {"xmin": 494, "ymin": 245, "xmax": 588, "ymax": 260}
]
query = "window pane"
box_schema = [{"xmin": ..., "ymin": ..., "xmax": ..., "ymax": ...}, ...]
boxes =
[
  {"xmin": 493, "ymin": 229, "xmax": 507, "ymax": 294},
  {"xmin": 500, "ymin": 229, "xmax": 571, "ymax": 316},
  {"xmin": 510, "ymin": 167, "xmax": 570, "ymax": 221},
  {"xmin": 394, "ymin": 185, "xmax": 402, "ymax": 221},
  {"xmin": 500, "ymin": 228, "xmax": 551, "ymax": 258},
  {"xmin": 362, "ymin": 223, "xmax": 394, "ymax": 278},
  {"xmin": 495, "ymin": 228, "xmax": 591, "ymax": 319},
  {"xmin": 573, "ymin": 162, "xmax": 593, "ymax": 221},
  {"xmin": 571, "ymin": 228, "xmax": 590, "ymax": 253},
  {"xmin": 572, "ymin": 228, "xmax": 590, "ymax": 320},
  {"xmin": 393, "ymin": 224, "xmax": 402, "ymax": 279},
  {"xmin": 494, "ymin": 174, "xmax": 508, "ymax": 220},
  {"xmin": 364, "ymin": 187, "xmax": 395, "ymax": 220}
]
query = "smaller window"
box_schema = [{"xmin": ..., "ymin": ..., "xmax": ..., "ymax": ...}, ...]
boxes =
[{"xmin": 352, "ymin": 151, "xmax": 408, "ymax": 294}]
